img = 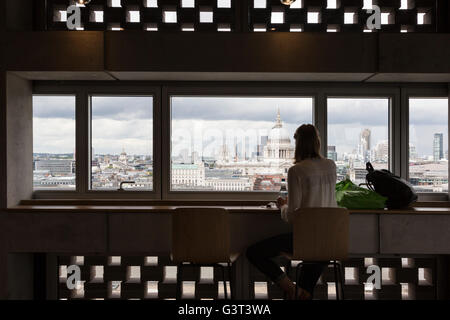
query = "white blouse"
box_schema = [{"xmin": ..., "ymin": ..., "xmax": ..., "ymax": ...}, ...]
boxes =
[{"xmin": 280, "ymin": 158, "xmax": 338, "ymax": 223}]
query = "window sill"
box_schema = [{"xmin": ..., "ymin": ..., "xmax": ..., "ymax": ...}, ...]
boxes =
[{"xmin": 5, "ymin": 200, "xmax": 450, "ymax": 215}]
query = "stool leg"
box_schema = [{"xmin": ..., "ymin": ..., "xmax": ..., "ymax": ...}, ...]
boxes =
[
  {"xmin": 337, "ymin": 262, "xmax": 345, "ymax": 300},
  {"xmin": 333, "ymin": 262, "xmax": 340, "ymax": 300},
  {"xmin": 176, "ymin": 263, "xmax": 183, "ymax": 300},
  {"xmin": 284, "ymin": 261, "xmax": 291, "ymax": 300},
  {"xmin": 227, "ymin": 262, "xmax": 233, "ymax": 300},
  {"xmin": 221, "ymin": 264, "xmax": 228, "ymax": 300},
  {"xmin": 295, "ymin": 263, "xmax": 302, "ymax": 300}
]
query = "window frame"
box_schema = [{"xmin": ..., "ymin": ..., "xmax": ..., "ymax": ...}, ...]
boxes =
[
  {"xmin": 402, "ymin": 85, "xmax": 450, "ymax": 201},
  {"xmin": 33, "ymin": 82, "xmax": 162, "ymax": 200},
  {"xmin": 31, "ymin": 82, "xmax": 449, "ymax": 202},
  {"xmin": 32, "ymin": 93, "xmax": 77, "ymax": 192},
  {"xmin": 324, "ymin": 87, "xmax": 399, "ymax": 178},
  {"xmin": 162, "ymin": 84, "xmax": 319, "ymax": 201}
]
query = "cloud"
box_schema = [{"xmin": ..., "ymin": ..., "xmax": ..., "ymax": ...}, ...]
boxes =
[
  {"xmin": 171, "ymin": 97, "xmax": 313, "ymax": 124},
  {"xmin": 33, "ymin": 95, "xmax": 448, "ymax": 158},
  {"xmin": 92, "ymin": 96, "xmax": 153, "ymax": 120},
  {"xmin": 409, "ymin": 98, "xmax": 448, "ymax": 125},
  {"xmin": 33, "ymin": 96, "xmax": 153, "ymax": 120},
  {"xmin": 34, "ymin": 117, "xmax": 75, "ymax": 154},
  {"xmin": 92, "ymin": 119, "xmax": 153, "ymax": 155},
  {"xmin": 327, "ymin": 98, "xmax": 389, "ymax": 126},
  {"xmin": 33, "ymin": 96, "xmax": 76, "ymax": 119}
]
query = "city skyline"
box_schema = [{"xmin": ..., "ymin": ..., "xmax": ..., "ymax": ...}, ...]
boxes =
[{"xmin": 33, "ymin": 96, "xmax": 448, "ymax": 192}]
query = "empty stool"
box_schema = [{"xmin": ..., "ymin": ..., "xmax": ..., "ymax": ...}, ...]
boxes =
[
  {"xmin": 287, "ymin": 207, "xmax": 349, "ymax": 300},
  {"xmin": 172, "ymin": 207, "xmax": 238, "ymax": 300}
]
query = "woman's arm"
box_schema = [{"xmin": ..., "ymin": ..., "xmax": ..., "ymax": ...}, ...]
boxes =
[{"xmin": 280, "ymin": 167, "xmax": 302, "ymax": 223}]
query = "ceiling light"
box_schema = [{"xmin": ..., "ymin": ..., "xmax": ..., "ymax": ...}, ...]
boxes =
[
  {"xmin": 76, "ymin": 0, "xmax": 91, "ymax": 4},
  {"xmin": 281, "ymin": 0, "xmax": 296, "ymax": 5}
]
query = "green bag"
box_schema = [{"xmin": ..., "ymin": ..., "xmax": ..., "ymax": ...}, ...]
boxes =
[{"xmin": 335, "ymin": 179, "xmax": 387, "ymax": 210}]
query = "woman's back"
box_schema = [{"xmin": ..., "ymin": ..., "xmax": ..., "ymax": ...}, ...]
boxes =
[{"xmin": 281, "ymin": 158, "xmax": 337, "ymax": 222}]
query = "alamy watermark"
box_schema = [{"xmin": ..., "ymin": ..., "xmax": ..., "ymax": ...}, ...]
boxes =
[
  {"xmin": 66, "ymin": 5, "xmax": 82, "ymax": 31},
  {"xmin": 65, "ymin": 264, "xmax": 383, "ymax": 294},
  {"xmin": 66, "ymin": 264, "xmax": 82, "ymax": 290},
  {"xmin": 366, "ymin": 264, "xmax": 382, "ymax": 289},
  {"xmin": 366, "ymin": 5, "xmax": 382, "ymax": 31},
  {"xmin": 65, "ymin": 4, "xmax": 383, "ymax": 31}
]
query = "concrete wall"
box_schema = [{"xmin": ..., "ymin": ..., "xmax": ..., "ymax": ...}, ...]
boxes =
[
  {"xmin": 5, "ymin": 0, "xmax": 33, "ymax": 31},
  {"xmin": 6, "ymin": 73, "xmax": 32, "ymax": 207}
]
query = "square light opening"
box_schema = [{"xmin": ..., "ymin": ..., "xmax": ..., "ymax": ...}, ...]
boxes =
[
  {"xmin": 253, "ymin": 24, "xmax": 266, "ymax": 32},
  {"xmin": 344, "ymin": 267, "xmax": 359, "ymax": 285},
  {"xmin": 218, "ymin": 23, "xmax": 231, "ymax": 32},
  {"xmin": 307, "ymin": 11, "xmax": 321, "ymax": 24},
  {"xmin": 145, "ymin": 0, "xmax": 158, "ymax": 8},
  {"xmin": 254, "ymin": 0, "xmax": 266, "ymax": 9},
  {"xmin": 327, "ymin": 0, "xmax": 339, "ymax": 9},
  {"xmin": 55, "ymin": 10, "xmax": 67, "ymax": 22},
  {"xmin": 218, "ymin": 0, "xmax": 231, "ymax": 8},
  {"xmin": 182, "ymin": 23, "xmax": 195, "ymax": 31},
  {"xmin": 145, "ymin": 281, "xmax": 159, "ymax": 299},
  {"xmin": 381, "ymin": 12, "xmax": 392, "ymax": 25},
  {"xmin": 92, "ymin": 11, "xmax": 104, "ymax": 23},
  {"xmin": 182, "ymin": 0, "xmax": 195, "ymax": 8},
  {"xmin": 289, "ymin": 0, "xmax": 302, "ymax": 9},
  {"xmin": 108, "ymin": 0, "xmax": 121, "ymax": 8},
  {"xmin": 108, "ymin": 256, "xmax": 121, "ymax": 266},
  {"xmin": 90, "ymin": 266, "xmax": 104, "ymax": 283},
  {"xmin": 128, "ymin": 10, "xmax": 140, "ymax": 23},
  {"xmin": 271, "ymin": 11, "xmax": 284, "ymax": 24},
  {"xmin": 363, "ymin": 0, "xmax": 372, "ymax": 10},
  {"xmin": 145, "ymin": 23, "xmax": 158, "ymax": 31},
  {"xmin": 400, "ymin": 0, "xmax": 415, "ymax": 10},
  {"xmin": 144, "ymin": 256, "xmax": 159, "ymax": 266},
  {"xmin": 344, "ymin": 12, "xmax": 356, "ymax": 24},
  {"xmin": 163, "ymin": 10, "xmax": 178, "ymax": 23},
  {"xmin": 200, "ymin": 8, "xmax": 213, "ymax": 23},
  {"xmin": 290, "ymin": 24, "xmax": 303, "ymax": 32},
  {"xmin": 327, "ymin": 26, "xmax": 339, "ymax": 32},
  {"xmin": 108, "ymin": 23, "xmax": 123, "ymax": 31}
]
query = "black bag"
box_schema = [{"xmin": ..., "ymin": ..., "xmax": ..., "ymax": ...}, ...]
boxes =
[{"xmin": 365, "ymin": 162, "xmax": 418, "ymax": 209}]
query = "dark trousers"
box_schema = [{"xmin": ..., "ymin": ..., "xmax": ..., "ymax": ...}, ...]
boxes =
[{"xmin": 246, "ymin": 233, "xmax": 327, "ymax": 295}]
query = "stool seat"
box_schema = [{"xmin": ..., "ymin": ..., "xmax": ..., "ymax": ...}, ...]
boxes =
[
  {"xmin": 289, "ymin": 207, "xmax": 349, "ymax": 300},
  {"xmin": 172, "ymin": 207, "xmax": 236, "ymax": 300}
]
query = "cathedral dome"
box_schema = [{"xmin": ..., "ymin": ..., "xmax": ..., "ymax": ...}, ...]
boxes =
[
  {"xmin": 267, "ymin": 109, "xmax": 291, "ymax": 144},
  {"xmin": 268, "ymin": 126, "xmax": 291, "ymax": 143}
]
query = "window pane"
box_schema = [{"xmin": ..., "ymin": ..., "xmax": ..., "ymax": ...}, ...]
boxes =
[
  {"xmin": 90, "ymin": 96, "xmax": 153, "ymax": 190},
  {"xmin": 170, "ymin": 96, "xmax": 313, "ymax": 191},
  {"xmin": 327, "ymin": 98, "xmax": 390, "ymax": 185},
  {"xmin": 33, "ymin": 95, "xmax": 76, "ymax": 190},
  {"xmin": 409, "ymin": 98, "xmax": 448, "ymax": 193}
]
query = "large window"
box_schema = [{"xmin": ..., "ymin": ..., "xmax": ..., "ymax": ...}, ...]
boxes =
[
  {"xmin": 33, "ymin": 95, "xmax": 76, "ymax": 190},
  {"xmin": 170, "ymin": 96, "xmax": 313, "ymax": 191},
  {"xmin": 327, "ymin": 98, "xmax": 390, "ymax": 185},
  {"xmin": 90, "ymin": 96, "xmax": 153, "ymax": 191},
  {"xmin": 409, "ymin": 98, "xmax": 448, "ymax": 193},
  {"xmin": 31, "ymin": 85, "xmax": 449, "ymax": 199}
]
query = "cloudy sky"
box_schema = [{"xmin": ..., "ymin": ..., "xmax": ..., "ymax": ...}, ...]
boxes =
[
  {"xmin": 33, "ymin": 95, "xmax": 76, "ymax": 154},
  {"xmin": 33, "ymin": 95, "xmax": 448, "ymax": 159},
  {"xmin": 327, "ymin": 98, "xmax": 389, "ymax": 155},
  {"xmin": 171, "ymin": 97, "xmax": 312, "ymax": 158},
  {"xmin": 33, "ymin": 95, "xmax": 153, "ymax": 156},
  {"xmin": 409, "ymin": 98, "xmax": 448, "ymax": 157}
]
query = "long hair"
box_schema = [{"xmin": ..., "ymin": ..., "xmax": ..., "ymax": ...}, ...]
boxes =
[{"xmin": 293, "ymin": 124, "xmax": 323, "ymax": 163}]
